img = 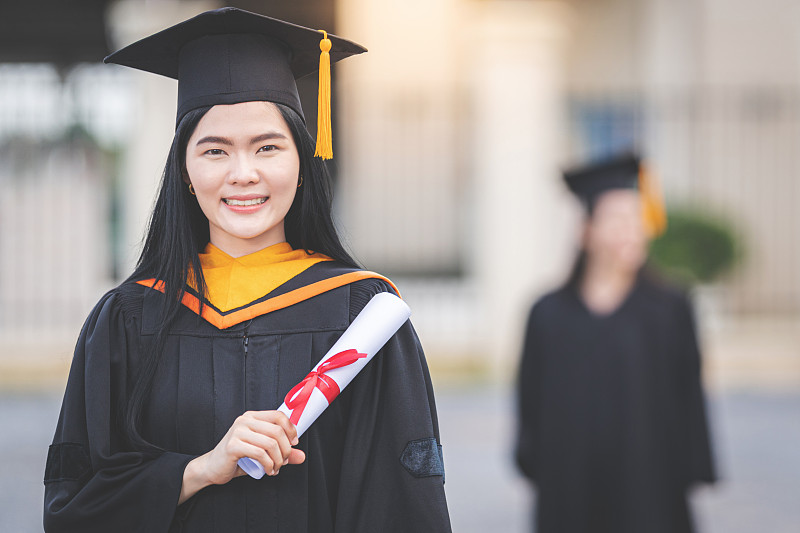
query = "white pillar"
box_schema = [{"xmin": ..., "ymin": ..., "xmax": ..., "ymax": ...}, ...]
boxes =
[
  {"xmin": 467, "ymin": 1, "xmax": 573, "ymax": 378},
  {"xmin": 105, "ymin": 0, "xmax": 218, "ymax": 275},
  {"xmin": 640, "ymin": 0, "xmax": 699, "ymax": 90}
]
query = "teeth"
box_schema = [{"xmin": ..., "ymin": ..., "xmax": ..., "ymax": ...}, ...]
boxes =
[{"xmin": 224, "ymin": 197, "xmax": 267, "ymax": 207}]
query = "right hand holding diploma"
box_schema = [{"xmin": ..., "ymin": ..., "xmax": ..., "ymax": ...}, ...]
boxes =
[
  {"xmin": 236, "ymin": 292, "xmax": 412, "ymax": 479},
  {"xmin": 179, "ymin": 410, "xmax": 305, "ymax": 504}
]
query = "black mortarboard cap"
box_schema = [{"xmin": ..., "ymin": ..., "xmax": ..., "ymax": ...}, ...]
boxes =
[
  {"xmin": 563, "ymin": 152, "xmax": 668, "ymax": 236},
  {"xmin": 563, "ymin": 153, "xmax": 641, "ymax": 206},
  {"xmin": 104, "ymin": 7, "xmax": 367, "ymax": 158}
]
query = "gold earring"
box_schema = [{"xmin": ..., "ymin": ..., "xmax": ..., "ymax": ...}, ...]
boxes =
[
  {"xmin": 298, "ymin": 175, "xmax": 303, "ymax": 188},
  {"xmin": 188, "ymin": 183, "xmax": 196, "ymax": 195}
]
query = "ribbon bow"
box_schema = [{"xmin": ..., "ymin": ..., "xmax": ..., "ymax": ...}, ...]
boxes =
[{"xmin": 284, "ymin": 349, "xmax": 368, "ymax": 425}]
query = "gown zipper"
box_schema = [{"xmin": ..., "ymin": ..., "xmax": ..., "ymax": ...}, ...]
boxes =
[{"xmin": 243, "ymin": 326, "xmax": 250, "ymax": 406}]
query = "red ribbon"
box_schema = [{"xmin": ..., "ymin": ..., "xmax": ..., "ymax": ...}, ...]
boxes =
[{"xmin": 284, "ymin": 349, "xmax": 368, "ymax": 425}]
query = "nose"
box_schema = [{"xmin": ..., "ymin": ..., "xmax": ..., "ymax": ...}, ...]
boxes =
[{"xmin": 228, "ymin": 154, "xmax": 260, "ymax": 185}]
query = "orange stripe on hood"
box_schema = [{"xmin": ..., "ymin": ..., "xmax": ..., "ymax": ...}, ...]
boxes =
[{"xmin": 137, "ymin": 271, "xmax": 399, "ymax": 330}]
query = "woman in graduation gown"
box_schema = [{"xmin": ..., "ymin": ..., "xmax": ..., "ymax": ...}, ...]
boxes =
[
  {"xmin": 44, "ymin": 8, "xmax": 451, "ymax": 533},
  {"xmin": 515, "ymin": 154, "xmax": 715, "ymax": 533}
]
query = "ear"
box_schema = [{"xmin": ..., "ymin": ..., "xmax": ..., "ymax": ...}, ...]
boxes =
[{"xmin": 181, "ymin": 166, "xmax": 191, "ymax": 185}]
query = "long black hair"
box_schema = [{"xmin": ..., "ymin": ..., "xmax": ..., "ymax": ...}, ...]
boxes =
[{"xmin": 124, "ymin": 102, "xmax": 358, "ymax": 450}]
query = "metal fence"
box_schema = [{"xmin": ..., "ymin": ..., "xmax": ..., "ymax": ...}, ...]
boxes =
[{"xmin": 0, "ymin": 64, "xmax": 128, "ymax": 346}]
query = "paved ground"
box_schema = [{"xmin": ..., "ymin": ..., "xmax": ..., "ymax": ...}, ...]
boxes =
[
  {"xmin": 438, "ymin": 385, "xmax": 800, "ymax": 533},
  {"xmin": 2, "ymin": 385, "xmax": 798, "ymax": 532}
]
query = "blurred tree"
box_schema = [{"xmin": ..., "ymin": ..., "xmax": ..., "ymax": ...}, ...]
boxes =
[{"xmin": 649, "ymin": 207, "xmax": 742, "ymax": 286}]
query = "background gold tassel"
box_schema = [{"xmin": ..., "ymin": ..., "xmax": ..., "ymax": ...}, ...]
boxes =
[{"xmin": 639, "ymin": 165, "xmax": 668, "ymax": 238}]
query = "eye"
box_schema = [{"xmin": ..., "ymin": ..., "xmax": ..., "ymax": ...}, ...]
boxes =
[
  {"xmin": 257, "ymin": 145, "xmax": 277, "ymax": 153},
  {"xmin": 204, "ymin": 148, "xmax": 226, "ymax": 156}
]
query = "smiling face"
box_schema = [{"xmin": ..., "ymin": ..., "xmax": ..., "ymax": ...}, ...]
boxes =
[
  {"xmin": 583, "ymin": 189, "xmax": 648, "ymax": 275},
  {"xmin": 184, "ymin": 101, "xmax": 300, "ymax": 257}
]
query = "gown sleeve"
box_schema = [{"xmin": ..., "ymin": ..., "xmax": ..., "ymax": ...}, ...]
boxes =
[
  {"xmin": 43, "ymin": 290, "xmax": 196, "ymax": 533},
  {"xmin": 514, "ymin": 301, "xmax": 544, "ymax": 483},
  {"xmin": 332, "ymin": 281, "xmax": 452, "ymax": 533},
  {"xmin": 675, "ymin": 294, "xmax": 717, "ymax": 486}
]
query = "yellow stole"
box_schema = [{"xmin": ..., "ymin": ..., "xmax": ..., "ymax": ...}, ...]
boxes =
[{"xmin": 198, "ymin": 242, "xmax": 332, "ymax": 312}]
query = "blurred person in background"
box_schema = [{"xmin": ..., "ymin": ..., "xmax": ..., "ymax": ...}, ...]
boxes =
[
  {"xmin": 43, "ymin": 8, "xmax": 450, "ymax": 533},
  {"xmin": 514, "ymin": 153, "xmax": 716, "ymax": 533}
]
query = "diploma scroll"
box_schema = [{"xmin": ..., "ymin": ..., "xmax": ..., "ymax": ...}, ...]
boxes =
[{"xmin": 237, "ymin": 292, "xmax": 411, "ymax": 479}]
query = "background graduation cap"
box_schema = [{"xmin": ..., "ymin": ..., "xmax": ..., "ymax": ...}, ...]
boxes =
[
  {"xmin": 563, "ymin": 152, "xmax": 668, "ymax": 237},
  {"xmin": 104, "ymin": 6, "xmax": 367, "ymax": 159}
]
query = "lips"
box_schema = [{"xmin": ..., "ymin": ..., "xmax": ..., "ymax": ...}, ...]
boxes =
[{"xmin": 222, "ymin": 197, "xmax": 267, "ymax": 207}]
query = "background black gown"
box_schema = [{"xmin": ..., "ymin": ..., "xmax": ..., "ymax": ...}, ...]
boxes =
[
  {"xmin": 515, "ymin": 273, "xmax": 715, "ymax": 533},
  {"xmin": 44, "ymin": 263, "xmax": 451, "ymax": 532}
]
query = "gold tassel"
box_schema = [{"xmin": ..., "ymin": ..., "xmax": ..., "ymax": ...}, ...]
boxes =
[
  {"xmin": 315, "ymin": 30, "xmax": 333, "ymax": 160},
  {"xmin": 639, "ymin": 165, "xmax": 668, "ymax": 238}
]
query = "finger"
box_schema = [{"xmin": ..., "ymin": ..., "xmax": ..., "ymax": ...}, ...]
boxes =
[
  {"xmin": 240, "ymin": 432, "xmax": 289, "ymax": 475},
  {"xmin": 272, "ymin": 412, "xmax": 299, "ymax": 445},
  {"xmin": 247, "ymin": 411, "xmax": 298, "ymax": 445},
  {"xmin": 243, "ymin": 420, "xmax": 293, "ymax": 460},
  {"xmin": 228, "ymin": 441, "xmax": 275, "ymax": 476},
  {"xmin": 288, "ymin": 448, "xmax": 306, "ymax": 465}
]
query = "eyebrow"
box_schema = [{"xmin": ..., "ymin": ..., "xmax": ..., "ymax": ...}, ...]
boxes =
[
  {"xmin": 195, "ymin": 132, "xmax": 288, "ymax": 146},
  {"xmin": 195, "ymin": 135, "xmax": 232, "ymax": 146},
  {"xmin": 250, "ymin": 132, "xmax": 288, "ymax": 144}
]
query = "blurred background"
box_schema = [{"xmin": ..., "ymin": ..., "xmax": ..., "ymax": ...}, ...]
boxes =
[{"xmin": 0, "ymin": 0, "xmax": 798, "ymax": 531}]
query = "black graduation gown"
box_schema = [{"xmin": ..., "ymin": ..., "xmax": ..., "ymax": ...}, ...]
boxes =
[
  {"xmin": 515, "ymin": 274, "xmax": 715, "ymax": 533},
  {"xmin": 44, "ymin": 262, "xmax": 451, "ymax": 532}
]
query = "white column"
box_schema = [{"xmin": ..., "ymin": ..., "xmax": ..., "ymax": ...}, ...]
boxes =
[
  {"xmin": 105, "ymin": 0, "xmax": 218, "ymax": 275},
  {"xmin": 467, "ymin": 1, "xmax": 574, "ymax": 378},
  {"xmin": 640, "ymin": 0, "xmax": 699, "ymax": 90}
]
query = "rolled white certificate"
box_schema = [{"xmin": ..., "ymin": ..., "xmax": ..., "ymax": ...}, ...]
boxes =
[{"xmin": 238, "ymin": 291, "xmax": 411, "ymax": 479}]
